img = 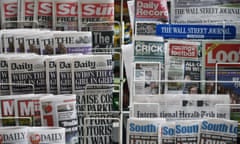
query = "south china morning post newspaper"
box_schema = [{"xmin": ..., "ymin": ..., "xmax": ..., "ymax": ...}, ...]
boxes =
[
  {"xmin": 199, "ymin": 118, "xmax": 238, "ymax": 144},
  {"xmin": 127, "ymin": 118, "xmax": 166, "ymax": 144}
]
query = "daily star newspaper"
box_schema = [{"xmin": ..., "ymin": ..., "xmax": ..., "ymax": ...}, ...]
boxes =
[
  {"xmin": 199, "ymin": 118, "xmax": 238, "ymax": 144},
  {"xmin": 165, "ymin": 40, "xmax": 202, "ymax": 94},
  {"xmin": 127, "ymin": 117, "xmax": 166, "ymax": 144}
]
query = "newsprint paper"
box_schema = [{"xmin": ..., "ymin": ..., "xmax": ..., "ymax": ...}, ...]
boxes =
[
  {"xmin": 199, "ymin": 118, "xmax": 238, "ymax": 144},
  {"xmin": 127, "ymin": 118, "xmax": 166, "ymax": 144},
  {"xmin": 133, "ymin": 94, "xmax": 230, "ymax": 120}
]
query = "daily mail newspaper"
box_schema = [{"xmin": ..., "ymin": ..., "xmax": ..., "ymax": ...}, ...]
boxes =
[
  {"xmin": 199, "ymin": 118, "xmax": 238, "ymax": 144},
  {"xmin": 134, "ymin": 0, "xmax": 169, "ymax": 23},
  {"xmin": 133, "ymin": 94, "xmax": 231, "ymax": 120},
  {"xmin": 175, "ymin": 120, "xmax": 201, "ymax": 144},
  {"xmin": 78, "ymin": 0, "xmax": 115, "ymax": 31},
  {"xmin": 0, "ymin": 126, "xmax": 28, "ymax": 144},
  {"xmin": 0, "ymin": 0, "xmax": 18, "ymax": 29},
  {"xmin": 159, "ymin": 121, "xmax": 175, "ymax": 144},
  {"xmin": 127, "ymin": 117, "xmax": 166, "ymax": 144},
  {"xmin": 40, "ymin": 94, "xmax": 79, "ymax": 144},
  {"xmin": 52, "ymin": 0, "xmax": 78, "ymax": 31},
  {"xmin": 36, "ymin": 0, "xmax": 53, "ymax": 29},
  {"xmin": 28, "ymin": 127, "xmax": 65, "ymax": 144},
  {"xmin": 8, "ymin": 55, "xmax": 47, "ymax": 94}
]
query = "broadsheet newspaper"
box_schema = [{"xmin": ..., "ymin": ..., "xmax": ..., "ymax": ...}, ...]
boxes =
[
  {"xmin": 165, "ymin": 40, "xmax": 202, "ymax": 94},
  {"xmin": 127, "ymin": 118, "xmax": 166, "ymax": 144},
  {"xmin": 199, "ymin": 118, "xmax": 238, "ymax": 144},
  {"xmin": 133, "ymin": 94, "xmax": 230, "ymax": 120},
  {"xmin": 40, "ymin": 94, "xmax": 79, "ymax": 144},
  {"xmin": 72, "ymin": 55, "xmax": 114, "ymax": 143}
]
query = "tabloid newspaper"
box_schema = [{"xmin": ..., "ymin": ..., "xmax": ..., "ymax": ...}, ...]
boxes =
[
  {"xmin": 0, "ymin": 0, "xmax": 19, "ymax": 29},
  {"xmin": 28, "ymin": 127, "xmax": 65, "ymax": 144},
  {"xmin": 53, "ymin": 31, "xmax": 92, "ymax": 54},
  {"xmin": 0, "ymin": 95, "xmax": 17, "ymax": 126},
  {"xmin": 159, "ymin": 121, "xmax": 175, "ymax": 144},
  {"xmin": 127, "ymin": 117, "xmax": 166, "ymax": 144},
  {"xmin": 40, "ymin": 94, "xmax": 79, "ymax": 144},
  {"xmin": 0, "ymin": 126, "xmax": 28, "ymax": 144},
  {"xmin": 7, "ymin": 55, "xmax": 47, "ymax": 94},
  {"xmin": 134, "ymin": 0, "xmax": 169, "ymax": 23},
  {"xmin": 73, "ymin": 55, "xmax": 114, "ymax": 144},
  {"xmin": 39, "ymin": 31, "xmax": 54, "ymax": 55},
  {"xmin": 36, "ymin": 0, "xmax": 53, "ymax": 29},
  {"xmin": 165, "ymin": 40, "xmax": 202, "ymax": 94},
  {"xmin": 78, "ymin": 0, "xmax": 115, "ymax": 31},
  {"xmin": 92, "ymin": 30, "xmax": 114, "ymax": 52},
  {"xmin": 52, "ymin": 0, "xmax": 78, "ymax": 31},
  {"xmin": 199, "ymin": 118, "xmax": 238, "ymax": 144},
  {"xmin": 135, "ymin": 22, "xmax": 159, "ymax": 36},
  {"xmin": 171, "ymin": 0, "xmax": 240, "ymax": 24},
  {"xmin": 175, "ymin": 120, "xmax": 200, "ymax": 144},
  {"xmin": 133, "ymin": 62, "xmax": 161, "ymax": 96},
  {"xmin": 18, "ymin": 0, "xmax": 37, "ymax": 28},
  {"xmin": 133, "ymin": 94, "xmax": 231, "ymax": 120}
]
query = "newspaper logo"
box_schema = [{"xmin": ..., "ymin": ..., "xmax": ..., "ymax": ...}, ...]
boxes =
[
  {"xmin": 169, "ymin": 43, "xmax": 198, "ymax": 58},
  {"xmin": 38, "ymin": 2, "xmax": 52, "ymax": 16},
  {"xmin": 56, "ymin": 3, "xmax": 78, "ymax": 16},
  {"xmin": 30, "ymin": 134, "xmax": 40, "ymax": 144},
  {"xmin": 25, "ymin": 2, "xmax": 34, "ymax": 16},
  {"xmin": 82, "ymin": 3, "xmax": 114, "ymax": 17},
  {"xmin": 1, "ymin": 99, "xmax": 14, "ymax": 116},
  {"xmin": 129, "ymin": 123, "xmax": 157, "ymax": 133},
  {"xmin": 11, "ymin": 63, "xmax": 33, "ymax": 71},
  {"xmin": 0, "ymin": 61, "xmax": 7, "ymax": 68},
  {"xmin": 1, "ymin": 132, "xmax": 26, "ymax": 142},
  {"xmin": 205, "ymin": 43, "xmax": 240, "ymax": 67},
  {"xmin": 3, "ymin": 2, "xmax": 17, "ymax": 17}
]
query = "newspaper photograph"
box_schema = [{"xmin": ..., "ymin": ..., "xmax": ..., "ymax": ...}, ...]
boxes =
[
  {"xmin": 133, "ymin": 62, "xmax": 161, "ymax": 96},
  {"xmin": 133, "ymin": 94, "xmax": 230, "ymax": 120},
  {"xmin": 127, "ymin": 117, "xmax": 166, "ymax": 144},
  {"xmin": 52, "ymin": 0, "xmax": 78, "ymax": 31},
  {"xmin": 165, "ymin": 40, "xmax": 202, "ymax": 94},
  {"xmin": 199, "ymin": 118, "xmax": 238, "ymax": 144},
  {"xmin": 175, "ymin": 120, "xmax": 200, "ymax": 144},
  {"xmin": 172, "ymin": 0, "xmax": 240, "ymax": 24}
]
